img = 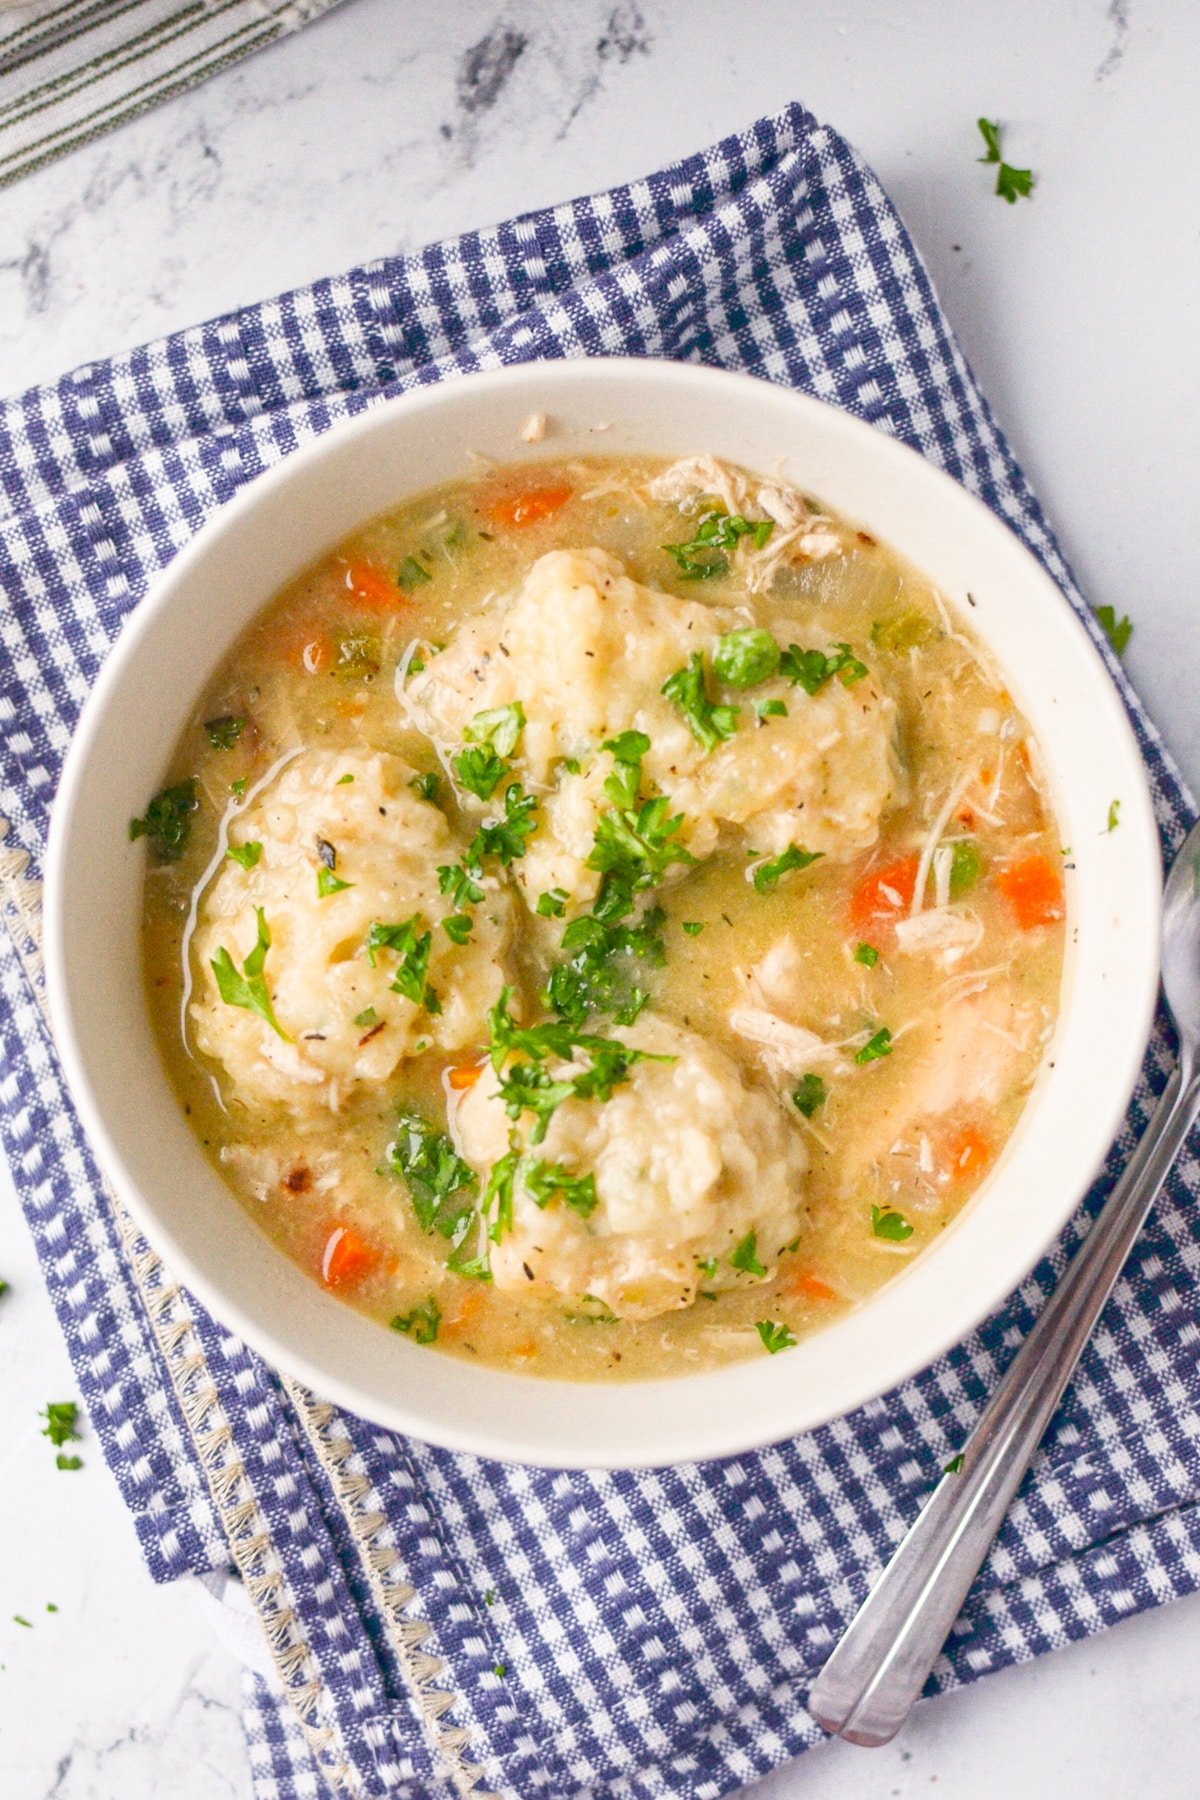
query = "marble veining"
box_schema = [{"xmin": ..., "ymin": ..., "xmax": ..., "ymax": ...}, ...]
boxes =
[{"xmin": 2, "ymin": 2, "xmax": 1200, "ymax": 1797}]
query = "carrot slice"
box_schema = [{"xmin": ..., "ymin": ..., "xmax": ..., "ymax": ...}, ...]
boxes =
[
  {"xmin": 849, "ymin": 854, "xmax": 919, "ymax": 932},
  {"xmin": 941, "ymin": 1125, "xmax": 993, "ymax": 1183},
  {"xmin": 996, "ymin": 854, "xmax": 1065, "ymax": 930},
  {"xmin": 486, "ymin": 484, "xmax": 573, "ymax": 529},
  {"xmin": 320, "ymin": 1224, "xmax": 379, "ymax": 1288},
  {"xmin": 344, "ymin": 561, "xmax": 403, "ymax": 612},
  {"xmin": 790, "ymin": 1269, "xmax": 838, "ymax": 1303},
  {"xmin": 446, "ymin": 1063, "xmax": 483, "ymax": 1091}
]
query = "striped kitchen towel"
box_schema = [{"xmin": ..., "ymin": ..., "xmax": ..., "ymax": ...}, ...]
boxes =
[
  {"xmin": 0, "ymin": 0, "xmax": 350, "ymax": 189},
  {"xmin": 1, "ymin": 101, "xmax": 1198, "ymax": 1800}
]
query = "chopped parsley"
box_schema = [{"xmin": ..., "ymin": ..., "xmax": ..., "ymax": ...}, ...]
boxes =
[
  {"xmin": 387, "ymin": 1112, "xmax": 478, "ymax": 1242},
  {"xmin": 487, "ymin": 987, "xmax": 668, "ymax": 1145},
  {"xmin": 1107, "ymin": 799, "xmax": 1120, "ymax": 833},
  {"xmin": 681, "ymin": 921, "xmax": 704, "ymax": 937},
  {"xmin": 453, "ymin": 743, "xmax": 508, "ymax": 802},
  {"xmin": 944, "ymin": 1453, "xmax": 965, "ymax": 1475},
  {"xmin": 855, "ymin": 1027, "xmax": 893, "ymax": 1065},
  {"xmin": 661, "ymin": 653, "xmax": 739, "ymax": 751},
  {"xmin": 712, "ymin": 627, "xmax": 780, "ymax": 689},
  {"xmin": 336, "ymin": 772, "xmax": 355, "ymax": 785},
  {"xmin": 544, "ymin": 735, "xmax": 689, "ymax": 1026},
  {"xmin": 453, "ymin": 705, "xmax": 525, "ymax": 799},
  {"xmin": 662, "ymin": 508, "xmax": 773, "ymax": 581},
  {"xmin": 353, "ymin": 1007, "xmax": 378, "ymax": 1027},
  {"xmin": 1094, "ymin": 604, "xmax": 1132, "ymax": 657},
  {"xmin": 397, "ymin": 554, "xmax": 433, "ymax": 588},
  {"xmin": 730, "ymin": 1230, "xmax": 766, "ymax": 1278},
  {"xmin": 751, "ymin": 845, "xmax": 824, "ymax": 894},
  {"xmin": 442, "ymin": 912, "xmax": 474, "ymax": 944},
  {"xmin": 871, "ymin": 1204, "xmax": 914, "ymax": 1242},
  {"xmin": 317, "ymin": 866, "xmax": 353, "ymax": 897},
  {"xmin": 41, "ymin": 1401, "xmax": 80, "ymax": 1449},
  {"xmin": 204, "ymin": 715, "xmax": 244, "ymax": 750},
  {"xmin": 536, "ymin": 888, "xmax": 569, "ymax": 919},
  {"xmin": 755, "ymin": 1319, "xmax": 797, "ymax": 1354},
  {"xmin": 696, "ymin": 1256, "xmax": 718, "ymax": 1278},
  {"xmin": 854, "ymin": 941, "xmax": 880, "ymax": 968},
  {"xmin": 523, "ymin": 1159, "xmax": 598, "ymax": 1219},
  {"xmin": 949, "ymin": 839, "xmax": 982, "ymax": 897},
  {"xmin": 976, "ymin": 117, "xmax": 1034, "ymax": 203},
  {"xmin": 754, "ymin": 698, "xmax": 788, "ymax": 721},
  {"xmin": 230, "ymin": 777, "xmax": 248, "ymax": 796},
  {"xmin": 56, "ymin": 1454, "xmax": 83, "ymax": 1472},
  {"xmin": 390, "ymin": 1297, "xmax": 441, "ymax": 1344},
  {"xmin": 410, "ymin": 771, "xmax": 440, "ymax": 803},
  {"xmin": 226, "ymin": 840, "xmax": 262, "ymax": 870},
  {"xmin": 779, "ymin": 642, "xmax": 868, "ymax": 696},
  {"xmin": 366, "ymin": 916, "xmax": 436, "ymax": 1008},
  {"xmin": 481, "ymin": 1145, "xmax": 520, "ymax": 1241},
  {"xmin": 129, "ymin": 779, "xmax": 198, "ymax": 862},
  {"xmin": 466, "ymin": 702, "xmax": 525, "ymax": 757},
  {"xmin": 438, "ymin": 782, "xmax": 538, "ymax": 915},
  {"xmin": 211, "ymin": 908, "xmax": 290, "ymax": 1041},
  {"xmin": 793, "ymin": 1072, "xmax": 826, "ymax": 1118}
]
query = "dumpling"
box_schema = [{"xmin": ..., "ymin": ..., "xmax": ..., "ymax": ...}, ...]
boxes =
[
  {"xmin": 189, "ymin": 749, "xmax": 510, "ymax": 1110},
  {"xmin": 453, "ymin": 1013, "xmax": 809, "ymax": 1320},
  {"xmin": 404, "ymin": 547, "xmax": 901, "ymax": 914}
]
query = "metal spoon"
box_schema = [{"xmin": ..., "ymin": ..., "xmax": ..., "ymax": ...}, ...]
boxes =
[{"xmin": 808, "ymin": 815, "xmax": 1200, "ymax": 1749}]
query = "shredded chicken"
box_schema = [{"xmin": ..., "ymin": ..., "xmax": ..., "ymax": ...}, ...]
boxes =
[
  {"xmin": 893, "ymin": 906, "xmax": 984, "ymax": 966},
  {"xmin": 647, "ymin": 454, "xmax": 844, "ymax": 594},
  {"xmin": 727, "ymin": 1005, "xmax": 841, "ymax": 1078},
  {"xmin": 520, "ymin": 412, "xmax": 547, "ymax": 443}
]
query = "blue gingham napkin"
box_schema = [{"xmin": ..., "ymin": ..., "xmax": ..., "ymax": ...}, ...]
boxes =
[{"xmin": 1, "ymin": 102, "xmax": 1198, "ymax": 1800}]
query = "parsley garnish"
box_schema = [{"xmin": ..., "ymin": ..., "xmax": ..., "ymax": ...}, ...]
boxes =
[
  {"xmin": 466, "ymin": 703, "xmax": 525, "ymax": 757},
  {"xmin": 353, "ymin": 1007, "xmax": 378, "ymax": 1027},
  {"xmin": 387, "ymin": 1112, "xmax": 478, "ymax": 1242},
  {"xmin": 453, "ymin": 704, "xmax": 526, "ymax": 800},
  {"xmin": 871, "ymin": 1204, "xmax": 913, "ymax": 1241},
  {"xmin": 204, "ymin": 715, "xmax": 244, "ymax": 750},
  {"xmin": 854, "ymin": 941, "xmax": 879, "ymax": 968},
  {"xmin": 211, "ymin": 909, "xmax": 290, "ymax": 1041},
  {"xmin": 662, "ymin": 508, "xmax": 774, "ymax": 581},
  {"xmin": 779, "ymin": 642, "xmax": 868, "ymax": 696},
  {"xmin": 754, "ymin": 698, "xmax": 788, "ymax": 721},
  {"xmin": 487, "ymin": 987, "xmax": 667, "ymax": 1145},
  {"xmin": 336, "ymin": 772, "xmax": 355, "ymax": 785},
  {"xmin": 366, "ymin": 916, "xmax": 436, "ymax": 1007},
  {"xmin": 855, "ymin": 1027, "xmax": 893, "ymax": 1065},
  {"xmin": 230, "ymin": 777, "xmax": 248, "ymax": 796},
  {"xmin": 755, "ymin": 1320, "xmax": 797, "ymax": 1354},
  {"xmin": 661, "ymin": 653, "xmax": 739, "ymax": 751},
  {"xmin": 712, "ymin": 627, "xmax": 780, "ymax": 688},
  {"xmin": 442, "ymin": 912, "xmax": 474, "ymax": 944},
  {"xmin": 410, "ymin": 771, "xmax": 440, "ymax": 803},
  {"xmin": 481, "ymin": 1145, "xmax": 520, "ymax": 1241},
  {"xmin": 390, "ymin": 1297, "xmax": 441, "ymax": 1343},
  {"xmin": 1107, "ymin": 799, "xmax": 1120, "ymax": 833},
  {"xmin": 537, "ymin": 888, "xmax": 569, "ymax": 919},
  {"xmin": 41, "ymin": 1401, "xmax": 80, "ymax": 1449},
  {"xmin": 437, "ymin": 783, "xmax": 538, "ymax": 923},
  {"xmin": 681, "ymin": 920, "xmax": 704, "ymax": 937},
  {"xmin": 730, "ymin": 1230, "xmax": 767, "ymax": 1278},
  {"xmin": 944, "ymin": 1453, "xmax": 965, "ymax": 1475},
  {"xmin": 129, "ymin": 779, "xmax": 198, "ymax": 862},
  {"xmin": 397, "ymin": 554, "xmax": 432, "ymax": 588},
  {"xmin": 751, "ymin": 845, "xmax": 824, "ymax": 894},
  {"xmin": 976, "ymin": 118, "xmax": 1034, "ymax": 204},
  {"xmin": 317, "ymin": 866, "xmax": 353, "ymax": 896},
  {"xmin": 793, "ymin": 1073, "xmax": 826, "ymax": 1118},
  {"xmin": 227, "ymin": 840, "xmax": 262, "ymax": 870},
  {"xmin": 1094, "ymin": 605, "xmax": 1132, "ymax": 657},
  {"xmin": 524, "ymin": 1159, "xmax": 598, "ymax": 1218},
  {"xmin": 453, "ymin": 744, "xmax": 508, "ymax": 802}
]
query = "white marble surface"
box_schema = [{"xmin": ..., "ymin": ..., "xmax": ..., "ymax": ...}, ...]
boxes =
[{"xmin": 3, "ymin": 1, "xmax": 1200, "ymax": 1795}]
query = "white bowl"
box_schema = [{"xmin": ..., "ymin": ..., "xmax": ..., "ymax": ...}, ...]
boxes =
[{"xmin": 43, "ymin": 359, "xmax": 1161, "ymax": 1469}]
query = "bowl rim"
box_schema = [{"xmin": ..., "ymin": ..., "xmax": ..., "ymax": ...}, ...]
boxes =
[{"xmin": 42, "ymin": 357, "xmax": 1163, "ymax": 1467}]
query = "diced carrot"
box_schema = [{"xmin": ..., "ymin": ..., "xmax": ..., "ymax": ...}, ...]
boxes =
[
  {"xmin": 344, "ymin": 561, "xmax": 403, "ymax": 612},
  {"xmin": 486, "ymin": 484, "xmax": 574, "ymax": 529},
  {"xmin": 997, "ymin": 854, "xmax": 1065, "ymax": 930},
  {"xmin": 849, "ymin": 854, "xmax": 919, "ymax": 932},
  {"xmin": 956, "ymin": 805, "xmax": 976, "ymax": 828},
  {"xmin": 790, "ymin": 1269, "xmax": 838, "ymax": 1303},
  {"xmin": 335, "ymin": 697, "xmax": 367, "ymax": 718},
  {"xmin": 941, "ymin": 1125, "xmax": 993, "ymax": 1183},
  {"xmin": 442, "ymin": 1288, "xmax": 485, "ymax": 1335},
  {"xmin": 320, "ymin": 1224, "xmax": 379, "ymax": 1288},
  {"xmin": 446, "ymin": 1062, "xmax": 483, "ymax": 1091}
]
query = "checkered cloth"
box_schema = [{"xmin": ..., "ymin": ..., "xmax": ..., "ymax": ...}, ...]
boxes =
[{"xmin": 1, "ymin": 102, "xmax": 1197, "ymax": 1800}]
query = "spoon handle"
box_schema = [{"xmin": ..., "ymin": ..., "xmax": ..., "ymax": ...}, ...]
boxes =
[{"xmin": 808, "ymin": 1056, "xmax": 1200, "ymax": 1748}]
